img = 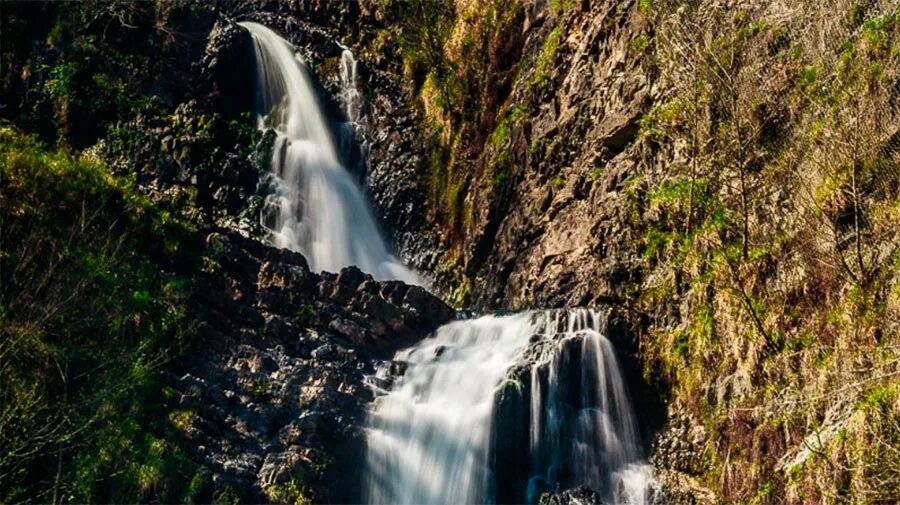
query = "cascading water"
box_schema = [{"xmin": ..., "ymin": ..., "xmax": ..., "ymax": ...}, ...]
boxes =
[
  {"xmin": 339, "ymin": 48, "xmax": 363, "ymax": 126},
  {"xmin": 239, "ymin": 22, "xmax": 419, "ymax": 284},
  {"xmin": 525, "ymin": 310, "xmax": 657, "ymax": 504},
  {"xmin": 239, "ymin": 20, "xmax": 652, "ymax": 505},
  {"xmin": 364, "ymin": 309, "xmax": 658, "ymax": 505},
  {"xmin": 364, "ymin": 313, "xmax": 537, "ymax": 504}
]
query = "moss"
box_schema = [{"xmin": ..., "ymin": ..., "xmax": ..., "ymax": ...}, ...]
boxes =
[
  {"xmin": 490, "ymin": 104, "xmax": 524, "ymax": 150},
  {"xmin": 264, "ymin": 479, "xmax": 313, "ymax": 505},
  {"xmin": 553, "ymin": 174, "xmax": 565, "ymax": 189},
  {"xmin": 862, "ymin": 12, "xmax": 897, "ymax": 48},
  {"xmin": 757, "ymin": 481, "xmax": 774, "ymax": 499},
  {"xmin": 246, "ymin": 377, "xmax": 270, "ymax": 399},
  {"xmin": 549, "ymin": 0, "xmax": 580, "ymax": 16},
  {"xmin": 436, "ymin": 258, "xmax": 472, "ymax": 309},
  {"xmin": 492, "ymin": 168, "xmax": 509, "ymax": 189},
  {"xmin": 529, "ymin": 136, "xmax": 542, "ymax": 155},
  {"xmin": 638, "ymin": 0, "xmax": 652, "ymax": 14},
  {"xmin": 639, "ymin": 100, "xmax": 685, "ymax": 139},
  {"xmin": 185, "ymin": 470, "xmax": 211, "ymax": 502},
  {"xmin": 629, "ymin": 35, "xmax": 649, "ymax": 53},
  {"xmin": 673, "ymin": 329, "xmax": 690, "ymax": 358},
  {"xmin": 294, "ymin": 303, "xmax": 316, "ymax": 324},
  {"xmin": 862, "ymin": 385, "xmax": 898, "ymax": 409},
  {"xmin": 169, "ymin": 409, "xmax": 198, "ymax": 432},
  {"xmin": 736, "ymin": 20, "xmax": 770, "ymax": 41},
  {"xmin": 530, "ymin": 25, "xmax": 563, "ymax": 88},
  {"xmin": 797, "ymin": 65, "xmax": 819, "ymax": 89}
]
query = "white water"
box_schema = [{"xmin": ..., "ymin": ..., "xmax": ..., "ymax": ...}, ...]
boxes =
[
  {"xmin": 364, "ymin": 309, "xmax": 657, "ymax": 504},
  {"xmin": 239, "ymin": 22, "xmax": 419, "ymax": 284},
  {"xmin": 526, "ymin": 310, "xmax": 657, "ymax": 503}
]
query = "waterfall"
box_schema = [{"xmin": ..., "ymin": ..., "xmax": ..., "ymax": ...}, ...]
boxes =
[
  {"xmin": 364, "ymin": 313, "xmax": 536, "ymax": 504},
  {"xmin": 239, "ymin": 22, "xmax": 419, "ymax": 285},
  {"xmin": 364, "ymin": 309, "xmax": 657, "ymax": 505}
]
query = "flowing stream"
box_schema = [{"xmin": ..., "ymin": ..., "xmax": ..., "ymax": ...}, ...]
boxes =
[
  {"xmin": 364, "ymin": 309, "xmax": 657, "ymax": 504},
  {"xmin": 240, "ymin": 21, "xmax": 654, "ymax": 505},
  {"xmin": 239, "ymin": 22, "xmax": 419, "ymax": 284}
]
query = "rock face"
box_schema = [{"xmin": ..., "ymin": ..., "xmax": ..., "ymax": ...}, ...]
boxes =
[
  {"xmin": 172, "ymin": 230, "xmax": 453, "ymax": 503},
  {"xmin": 454, "ymin": 1, "xmax": 655, "ymax": 310},
  {"xmin": 145, "ymin": 13, "xmax": 459, "ymax": 502}
]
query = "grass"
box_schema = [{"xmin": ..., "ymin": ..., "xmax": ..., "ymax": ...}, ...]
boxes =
[{"xmin": 635, "ymin": 3, "xmax": 900, "ymax": 500}]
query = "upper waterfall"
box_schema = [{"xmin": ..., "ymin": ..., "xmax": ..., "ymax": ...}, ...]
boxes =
[
  {"xmin": 239, "ymin": 21, "xmax": 420, "ymax": 285},
  {"xmin": 364, "ymin": 309, "xmax": 658, "ymax": 504}
]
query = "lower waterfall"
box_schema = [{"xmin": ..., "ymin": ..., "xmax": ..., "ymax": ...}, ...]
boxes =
[{"xmin": 363, "ymin": 309, "xmax": 657, "ymax": 504}]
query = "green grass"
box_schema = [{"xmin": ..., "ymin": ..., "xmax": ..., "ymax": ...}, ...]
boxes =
[{"xmin": 554, "ymin": 174, "xmax": 565, "ymax": 189}]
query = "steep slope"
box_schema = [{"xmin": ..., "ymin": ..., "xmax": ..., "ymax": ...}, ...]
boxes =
[
  {"xmin": 0, "ymin": 5, "xmax": 452, "ymax": 502},
  {"xmin": 355, "ymin": 0, "xmax": 900, "ymax": 502}
]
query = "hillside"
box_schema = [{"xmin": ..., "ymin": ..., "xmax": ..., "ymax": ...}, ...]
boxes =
[{"xmin": 2, "ymin": 1, "xmax": 899, "ymax": 503}]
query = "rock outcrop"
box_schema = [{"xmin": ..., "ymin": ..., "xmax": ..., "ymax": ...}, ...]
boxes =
[
  {"xmin": 460, "ymin": 0, "xmax": 655, "ymax": 311},
  {"xmin": 171, "ymin": 230, "xmax": 453, "ymax": 503}
]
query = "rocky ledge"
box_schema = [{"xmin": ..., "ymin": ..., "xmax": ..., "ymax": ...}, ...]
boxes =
[{"xmin": 169, "ymin": 230, "xmax": 452, "ymax": 503}]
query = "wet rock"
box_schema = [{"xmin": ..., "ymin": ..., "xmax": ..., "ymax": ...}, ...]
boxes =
[
  {"xmin": 328, "ymin": 317, "xmax": 367, "ymax": 344},
  {"xmin": 201, "ymin": 19, "xmax": 257, "ymax": 120},
  {"xmin": 540, "ymin": 486, "xmax": 605, "ymax": 505},
  {"xmin": 337, "ymin": 265, "xmax": 367, "ymax": 291}
]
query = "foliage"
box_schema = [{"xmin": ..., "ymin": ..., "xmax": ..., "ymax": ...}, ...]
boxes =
[
  {"xmin": 264, "ymin": 479, "xmax": 313, "ymax": 505},
  {"xmin": 640, "ymin": 1, "xmax": 900, "ymax": 501},
  {"xmin": 530, "ymin": 26, "xmax": 563, "ymax": 88},
  {"xmin": 388, "ymin": 0, "xmax": 526, "ymax": 244},
  {"xmin": 1, "ymin": 2, "xmax": 186, "ymax": 147},
  {"xmin": 0, "ymin": 127, "xmax": 200, "ymax": 502},
  {"xmin": 553, "ymin": 174, "xmax": 565, "ymax": 190}
]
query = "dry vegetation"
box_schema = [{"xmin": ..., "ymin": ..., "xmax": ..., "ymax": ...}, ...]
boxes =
[{"xmin": 637, "ymin": 0, "xmax": 900, "ymax": 501}]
